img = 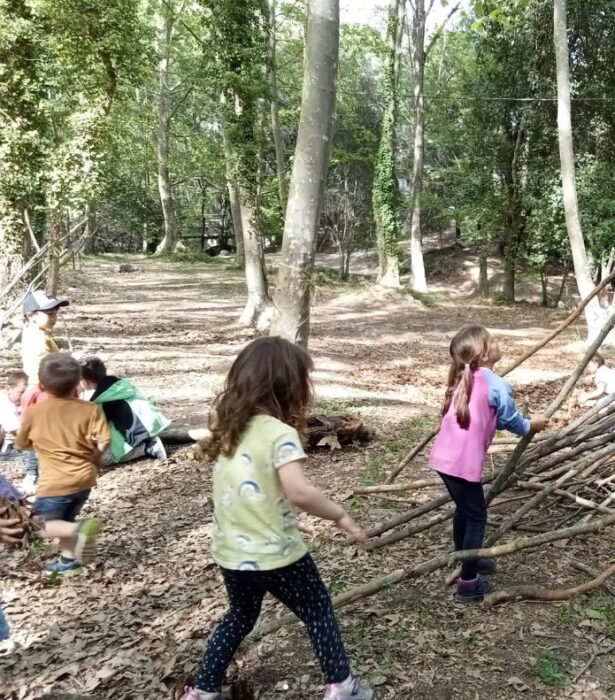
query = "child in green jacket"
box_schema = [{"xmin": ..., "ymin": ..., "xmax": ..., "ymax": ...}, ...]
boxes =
[{"xmin": 79, "ymin": 356, "xmax": 170, "ymax": 465}]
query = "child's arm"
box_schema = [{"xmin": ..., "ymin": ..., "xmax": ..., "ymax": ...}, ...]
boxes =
[
  {"xmin": 14, "ymin": 414, "xmax": 33, "ymax": 450},
  {"xmin": 488, "ymin": 374, "xmax": 547, "ymax": 435},
  {"xmin": 278, "ymin": 461, "xmax": 368, "ymax": 544}
]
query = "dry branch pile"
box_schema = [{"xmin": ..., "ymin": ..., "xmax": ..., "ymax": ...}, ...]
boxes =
[{"xmin": 253, "ymin": 306, "xmax": 615, "ymax": 640}]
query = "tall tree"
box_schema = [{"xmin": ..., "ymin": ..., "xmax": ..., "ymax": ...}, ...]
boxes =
[
  {"xmin": 270, "ymin": 0, "xmax": 339, "ymax": 346},
  {"xmin": 207, "ymin": 0, "xmax": 271, "ymax": 327},
  {"xmin": 553, "ymin": 0, "xmax": 604, "ymax": 338},
  {"xmin": 155, "ymin": 0, "xmax": 181, "ymax": 253},
  {"xmin": 407, "ymin": 0, "xmax": 428, "ymax": 292},
  {"xmin": 372, "ymin": 0, "xmax": 404, "ymax": 288},
  {"xmin": 221, "ymin": 120, "xmax": 245, "ymax": 266}
]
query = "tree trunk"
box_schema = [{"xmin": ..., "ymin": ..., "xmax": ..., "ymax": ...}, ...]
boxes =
[
  {"xmin": 155, "ymin": 3, "xmax": 180, "ymax": 254},
  {"xmin": 553, "ymin": 0, "xmax": 605, "ymax": 340},
  {"xmin": 270, "ymin": 0, "xmax": 339, "ymax": 347},
  {"xmin": 221, "ymin": 121, "xmax": 245, "ymax": 266},
  {"xmin": 502, "ymin": 246, "xmax": 515, "ymax": 303},
  {"xmin": 373, "ymin": 0, "xmax": 403, "ymax": 289},
  {"xmin": 268, "ymin": 0, "xmax": 288, "ymax": 210},
  {"xmin": 478, "ymin": 247, "xmax": 489, "ymax": 297},
  {"xmin": 47, "ymin": 213, "xmax": 62, "ymax": 295},
  {"xmin": 540, "ymin": 270, "xmax": 549, "ymax": 307},
  {"xmin": 237, "ymin": 188, "xmax": 271, "ymax": 329},
  {"xmin": 408, "ymin": 0, "xmax": 428, "ymax": 292}
]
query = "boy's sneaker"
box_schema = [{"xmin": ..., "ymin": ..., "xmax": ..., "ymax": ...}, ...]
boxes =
[
  {"xmin": 145, "ymin": 436, "xmax": 167, "ymax": 460},
  {"xmin": 46, "ymin": 556, "xmax": 82, "ymax": 576},
  {"xmin": 179, "ymin": 688, "xmax": 221, "ymax": 700},
  {"xmin": 455, "ymin": 576, "xmax": 492, "ymax": 603},
  {"xmin": 324, "ymin": 675, "xmax": 375, "ymax": 700},
  {"xmin": 478, "ymin": 558, "xmax": 496, "ymax": 575},
  {"xmin": 75, "ymin": 518, "xmax": 103, "ymax": 565},
  {"xmin": 19, "ymin": 473, "xmax": 37, "ymax": 497}
]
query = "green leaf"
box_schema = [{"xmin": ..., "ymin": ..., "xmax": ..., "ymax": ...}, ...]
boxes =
[{"xmin": 584, "ymin": 607, "xmax": 606, "ymax": 620}]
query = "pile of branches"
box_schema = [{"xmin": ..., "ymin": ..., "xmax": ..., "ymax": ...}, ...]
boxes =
[{"xmin": 252, "ymin": 278, "xmax": 615, "ymax": 641}]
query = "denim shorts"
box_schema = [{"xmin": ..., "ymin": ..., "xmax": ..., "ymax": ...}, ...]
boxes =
[{"xmin": 34, "ymin": 489, "xmax": 91, "ymax": 522}]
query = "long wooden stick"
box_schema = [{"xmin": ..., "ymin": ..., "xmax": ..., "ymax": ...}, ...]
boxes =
[
  {"xmin": 571, "ymin": 562, "xmax": 615, "ymax": 597},
  {"xmin": 517, "ymin": 480, "xmax": 615, "ymax": 515},
  {"xmin": 384, "ymin": 270, "xmax": 615, "ymax": 484},
  {"xmin": 252, "ymin": 511, "xmax": 615, "ymax": 640},
  {"xmin": 354, "ymin": 477, "xmax": 442, "ymax": 495},
  {"xmin": 484, "ymin": 562, "xmax": 615, "ymax": 608}
]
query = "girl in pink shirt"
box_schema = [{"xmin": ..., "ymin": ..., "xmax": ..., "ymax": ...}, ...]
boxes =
[{"xmin": 429, "ymin": 325, "xmax": 547, "ymax": 602}]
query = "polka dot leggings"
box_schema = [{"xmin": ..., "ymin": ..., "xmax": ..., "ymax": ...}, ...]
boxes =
[{"xmin": 195, "ymin": 554, "xmax": 351, "ymax": 692}]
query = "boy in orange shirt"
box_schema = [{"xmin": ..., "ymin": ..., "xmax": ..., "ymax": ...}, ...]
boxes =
[{"xmin": 15, "ymin": 353, "xmax": 110, "ymax": 575}]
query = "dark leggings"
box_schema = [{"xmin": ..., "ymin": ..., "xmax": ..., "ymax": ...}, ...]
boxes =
[
  {"xmin": 195, "ymin": 554, "xmax": 350, "ymax": 692},
  {"xmin": 438, "ymin": 472, "xmax": 487, "ymax": 580}
]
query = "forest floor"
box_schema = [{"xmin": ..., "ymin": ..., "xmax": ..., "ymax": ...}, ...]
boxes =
[{"xmin": 1, "ymin": 249, "xmax": 614, "ymax": 700}]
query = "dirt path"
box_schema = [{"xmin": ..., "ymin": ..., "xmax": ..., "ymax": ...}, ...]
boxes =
[{"xmin": 1, "ymin": 256, "xmax": 613, "ymax": 700}]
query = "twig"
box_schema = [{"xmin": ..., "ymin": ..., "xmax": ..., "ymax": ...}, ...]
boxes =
[
  {"xmin": 354, "ymin": 477, "xmax": 442, "ymax": 495},
  {"xmin": 571, "ymin": 642, "xmax": 615, "ymax": 683},
  {"xmin": 571, "ymin": 562, "xmax": 615, "ymax": 597},
  {"xmin": 484, "ymin": 562, "xmax": 615, "ymax": 608}
]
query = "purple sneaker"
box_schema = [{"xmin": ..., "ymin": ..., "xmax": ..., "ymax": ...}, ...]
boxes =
[{"xmin": 455, "ymin": 576, "xmax": 492, "ymax": 603}]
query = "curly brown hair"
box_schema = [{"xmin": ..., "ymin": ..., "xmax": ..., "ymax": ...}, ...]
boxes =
[{"xmin": 204, "ymin": 336, "xmax": 314, "ymax": 460}]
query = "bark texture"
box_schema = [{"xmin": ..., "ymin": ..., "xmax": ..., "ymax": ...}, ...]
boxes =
[{"xmin": 270, "ymin": 0, "xmax": 339, "ymax": 346}]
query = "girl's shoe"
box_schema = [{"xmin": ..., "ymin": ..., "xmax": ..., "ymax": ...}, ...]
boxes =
[
  {"xmin": 179, "ymin": 688, "xmax": 221, "ymax": 700},
  {"xmin": 477, "ymin": 558, "xmax": 496, "ymax": 575},
  {"xmin": 75, "ymin": 518, "xmax": 103, "ymax": 565},
  {"xmin": 45, "ymin": 557, "xmax": 83, "ymax": 576},
  {"xmin": 455, "ymin": 576, "xmax": 492, "ymax": 603},
  {"xmin": 324, "ymin": 675, "xmax": 375, "ymax": 700}
]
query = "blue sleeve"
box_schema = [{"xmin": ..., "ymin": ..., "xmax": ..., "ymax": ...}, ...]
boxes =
[{"xmin": 485, "ymin": 371, "xmax": 531, "ymax": 436}]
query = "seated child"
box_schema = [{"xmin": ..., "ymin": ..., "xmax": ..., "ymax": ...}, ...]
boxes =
[
  {"xmin": 15, "ymin": 353, "xmax": 108, "ymax": 575},
  {"xmin": 79, "ymin": 356, "xmax": 169, "ymax": 465},
  {"xmin": 579, "ymin": 353, "xmax": 615, "ymax": 406},
  {"xmin": 0, "ymin": 371, "xmax": 28, "ymax": 459},
  {"xmin": 19, "ymin": 290, "xmax": 69, "ymax": 495}
]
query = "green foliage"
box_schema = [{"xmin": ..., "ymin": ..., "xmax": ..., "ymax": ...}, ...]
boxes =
[{"xmin": 534, "ymin": 648, "xmax": 565, "ymax": 686}]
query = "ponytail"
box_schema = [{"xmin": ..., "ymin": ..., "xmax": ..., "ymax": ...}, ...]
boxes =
[
  {"xmin": 442, "ymin": 324, "xmax": 491, "ymax": 430},
  {"xmin": 442, "ymin": 361, "xmax": 476, "ymax": 430},
  {"xmin": 455, "ymin": 363, "xmax": 474, "ymax": 429}
]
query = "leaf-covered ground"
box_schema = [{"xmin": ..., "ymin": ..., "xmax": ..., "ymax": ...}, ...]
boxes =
[{"xmin": 1, "ymin": 255, "xmax": 614, "ymax": 700}]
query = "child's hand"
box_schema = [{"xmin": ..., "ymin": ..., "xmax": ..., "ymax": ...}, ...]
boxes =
[
  {"xmin": 0, "ymin": 507, "xmax": 25, "ymax": 545},
  {"xmin": 530, "ymin": 416, "xmax": 549, "ymax": 432},
  {"xmin": 334, "ymin": 513, "xmax": 369, "ymax": 545}
]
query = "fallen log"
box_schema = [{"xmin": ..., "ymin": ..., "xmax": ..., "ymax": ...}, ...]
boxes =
[
  {"xmin": 168, "ymin": 415, "xmax": 373, "ymax": 450},
  {"xmin": 483, "ymin": 562, "xmax": 615, "ymax": 608}
]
